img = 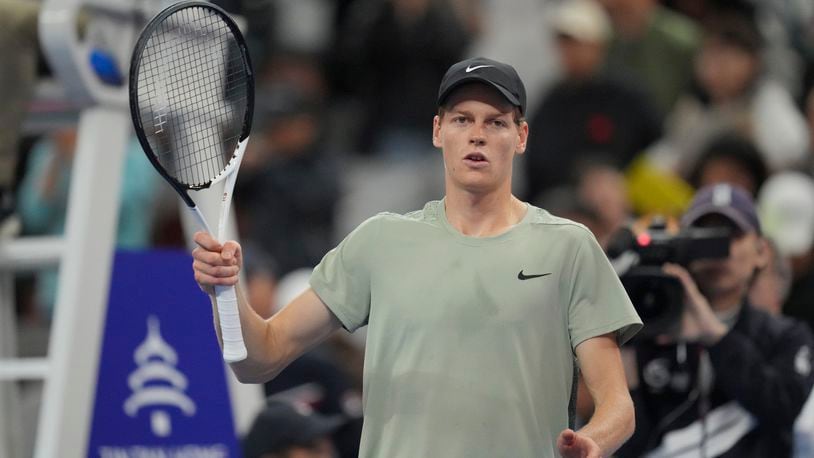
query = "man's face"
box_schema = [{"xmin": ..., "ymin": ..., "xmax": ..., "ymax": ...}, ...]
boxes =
[
  {"xmin": 695, "ymin": 158, "xmax": 759, "ymax": 196},
  {"xmin": 688, "ymin": 215, "xmax": 767, "ymax": 299},
  {"xmin": 696, "ymin": 37, "xmax": 758, "ymax": 102},
  {"xmin": 432, "ymin": 83, "xmax": 528, "ymax": 194}
]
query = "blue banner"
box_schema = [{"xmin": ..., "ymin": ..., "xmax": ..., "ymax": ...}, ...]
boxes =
[{"xmin": 88, "ymin": 250, "xmax": 240, "ymax": 457}]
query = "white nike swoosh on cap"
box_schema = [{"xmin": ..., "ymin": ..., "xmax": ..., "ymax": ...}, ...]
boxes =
[{"xmin": 465, "ymin": 64, "xmax": 495, "ymax": 73}]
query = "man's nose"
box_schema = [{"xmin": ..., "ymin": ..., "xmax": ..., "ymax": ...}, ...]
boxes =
[{"xmin": 469, "ymin": 123, "xmax": 486, "ymax": 146}]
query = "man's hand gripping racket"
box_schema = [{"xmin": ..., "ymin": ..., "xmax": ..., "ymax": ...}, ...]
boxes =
[{"xmin": 129, "ymin": 1, "xmax": 254, "ymax": 362}]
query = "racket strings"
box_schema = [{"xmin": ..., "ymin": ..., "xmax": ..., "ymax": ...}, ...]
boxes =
[
  {"xmin": 136, "ymin": 5, "xmax": 249, "ymax": 188},
  {"xmin": 159, "ymin": 9, "xmax": 243, "ymax": 182}
]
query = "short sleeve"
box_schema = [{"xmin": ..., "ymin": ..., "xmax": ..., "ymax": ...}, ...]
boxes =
[
  {"xmin": 309, "ymin": 216, "xmax": 379, "ymax": 332},
  {"xmin": 567, "ymin": 229, "xmax": 642, "ymax": 349}
]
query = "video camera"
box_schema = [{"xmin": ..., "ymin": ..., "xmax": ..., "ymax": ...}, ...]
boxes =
[{"xmin": 608, "ymin": 218, "xmax": 731, "ymax": 340}]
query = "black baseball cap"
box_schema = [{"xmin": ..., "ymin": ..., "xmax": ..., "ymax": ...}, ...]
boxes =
[
  {"xmin": 437, "ymin": 57, "xmax": 527, "ymax": 115},
  {"xmin": 242, "ymin": 400, "xmax": 345, "ymax": 457},
  {"xmin": 681, "ymin": 183, "xmax": 761, "ymax": 234}
]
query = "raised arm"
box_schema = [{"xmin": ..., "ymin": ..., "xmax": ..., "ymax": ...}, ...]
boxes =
[
  {"xmin": 558, "ymin": 333, "xmax": 635, "ymax": 458},
  {"xmin": 192, "ymin": 231, "xmax": 341, "ymax": 383}
]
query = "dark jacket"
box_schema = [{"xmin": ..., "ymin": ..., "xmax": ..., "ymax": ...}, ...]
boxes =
[
  {"xmin": 618, "ymin": 302, "xmax": 814, "ymax": 457},
  {"xmin": 524, "ymin": 76, "xmax": 662, "ymax": 202}
]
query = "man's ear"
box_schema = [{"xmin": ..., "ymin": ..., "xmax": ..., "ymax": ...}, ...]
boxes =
[
  {"xmin": 432, "ymin": 115, "xmax": 442, "ymax": 148},
  {"xmin": 516, "ymin": 121, "xmax": 529, "ymax": 155}
]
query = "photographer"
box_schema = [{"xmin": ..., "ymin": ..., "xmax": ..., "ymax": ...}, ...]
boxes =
[{"xmin": 617, "ymin": 183, "xmax": 814, "ymax": 457}]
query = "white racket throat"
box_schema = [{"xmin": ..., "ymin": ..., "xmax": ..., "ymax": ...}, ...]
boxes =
[{"xmin": 211, "ymin": 137, "xmax": 249, "ymax": 186}]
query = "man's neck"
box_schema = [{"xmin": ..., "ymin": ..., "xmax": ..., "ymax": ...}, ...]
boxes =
[{"xmin": 444, "ymin": 187, "xmax": 526, "ymax": 237}]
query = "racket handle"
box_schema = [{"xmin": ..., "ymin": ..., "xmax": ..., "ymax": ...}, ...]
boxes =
[{"xmin": 214, "ymin": 285, "xmax": 248, "ymax": 362}]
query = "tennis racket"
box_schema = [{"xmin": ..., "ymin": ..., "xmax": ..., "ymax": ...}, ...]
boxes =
[{"xmin": 129, "ymin": 1, "xmax": 253, "ymax": 362}]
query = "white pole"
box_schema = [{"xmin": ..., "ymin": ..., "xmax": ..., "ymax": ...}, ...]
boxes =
[{"xmin": 34, "ymin": 107, "xmax": 130, "ymax": 458}]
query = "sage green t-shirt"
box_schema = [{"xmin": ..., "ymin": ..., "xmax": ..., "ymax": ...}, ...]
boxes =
[{"xmin": 310, "ymin": 200, "xmax": 641, "ymax": 457}]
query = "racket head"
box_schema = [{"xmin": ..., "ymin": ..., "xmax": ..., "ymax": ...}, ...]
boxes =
[{"xmin": 129, "ymin": 1, "xmax": 254, "ymax": 200}]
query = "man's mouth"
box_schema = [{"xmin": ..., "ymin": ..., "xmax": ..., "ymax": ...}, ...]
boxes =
[{"xmin": 464, "ymin": 152, "xmax": 487, "ymax": 162}]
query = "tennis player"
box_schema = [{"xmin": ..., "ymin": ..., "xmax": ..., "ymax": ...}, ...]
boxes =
[{"xmin": 193, "ymin": 57, "xmax": 642, "ymax": 458}]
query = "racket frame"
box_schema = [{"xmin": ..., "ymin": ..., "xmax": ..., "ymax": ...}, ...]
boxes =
[{"xmin": 129, "ymin": 1, "xmax": 255, "ymax": 363}]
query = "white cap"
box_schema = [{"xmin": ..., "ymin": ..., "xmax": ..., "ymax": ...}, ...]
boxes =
[
  {"xmin": 550, "ymin": 0, "xmax": 612, "ymax": 43},
  {"xmin": 758, "ymin": 172, "xmax": 814, "ymax": 257}
]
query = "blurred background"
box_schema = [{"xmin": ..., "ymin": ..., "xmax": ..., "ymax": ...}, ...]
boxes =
[{"xmin": 1, "ymin": 0, "xmax": 814, "ymax": 456}]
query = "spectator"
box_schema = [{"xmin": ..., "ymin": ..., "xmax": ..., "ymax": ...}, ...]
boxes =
[
  {"xmin": 535, "ymin": 163, "xmax": 634, "ymax": 253},
  {"xmin": 524, "ymin": 0, "xmax": 661, "ymax": 201},
  {"xmin": 669, "ymin": 0, "xmax": 813, "ymax": 95},
  {"xmin": 575, "ymin": 163, "xmax": 632, "ymax": 249},
  {"xmin": 651, "ymin": 8, "xmax": 809, "ymax": 174},
  {"xmin": 598, "ymin": 0, "xmax": 700, "ymax": 115},
  {"xmin": 234, "ymin": 85, "xmax": 339, "ymax": 277},
  {"xmin": 341, "ymin": 0, "xmax": 471, "ymax": 156},
  {"xmin": 757, "ymin": 172, "xmax": 814, "ymax": 331},
  {"xmin": 243, "ymin": 400, "xmax": 345, "ymax": 458},
  {"xmin": 18, "ymin": 130, "xmax": 158, "ymax": 316},
  {"xmin": 687, "ymin": 133, "xmax": 769, "ymax": 196},
  {"xmin": 617, "ymin": 183, "xmax": 814, "ymax": 457},
  {"xmin": 262, "ymin": 349, "xmax": 362, "ymax": 458}
]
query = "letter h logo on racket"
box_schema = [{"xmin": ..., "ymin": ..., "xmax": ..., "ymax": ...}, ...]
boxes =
[{"xmin": 153, "ymin": 107, "xmax": 169, "ymax": 134}]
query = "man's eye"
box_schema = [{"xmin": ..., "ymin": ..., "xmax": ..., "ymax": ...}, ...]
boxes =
[
  {"xmin": 492, "ymin": 119, "xmax": 507, "ymax": 127},
  {"xmin": 453, "ymin": 117, "xmax": 467, "ymax": 124}
]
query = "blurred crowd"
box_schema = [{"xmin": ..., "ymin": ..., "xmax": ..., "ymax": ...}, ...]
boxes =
[{"xmin": 4, "ymin": 0, "xmax": 814, "ymax": 456}]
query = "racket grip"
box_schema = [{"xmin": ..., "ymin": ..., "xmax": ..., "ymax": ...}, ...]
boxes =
[{"xmin": 214, "ymin": 285, "xmax": 248, "ymax": 362}]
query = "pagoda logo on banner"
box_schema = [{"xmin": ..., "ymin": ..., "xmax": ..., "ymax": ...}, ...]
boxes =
[{"xmin": 123, "ymin": 315, "xmax": 196, "ymax": 437}]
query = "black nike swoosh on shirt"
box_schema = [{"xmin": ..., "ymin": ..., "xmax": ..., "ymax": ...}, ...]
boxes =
[{"xmin": 517, "ymin": 270, "xmax": 552, "ymax": 280}]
